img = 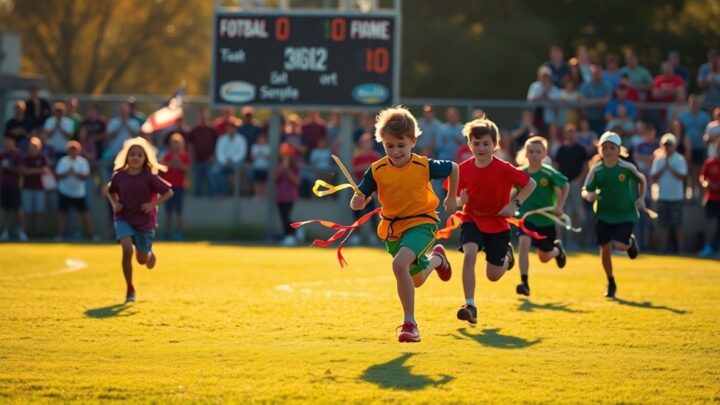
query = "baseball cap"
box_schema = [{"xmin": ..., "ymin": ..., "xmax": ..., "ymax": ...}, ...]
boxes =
[
  {"xmin": 660, "ymin": 133, "xmax": 677, "ymax": 145},
  {"xmin": 599, "ymin": 131, "xmax": 622, "ymax": 146}
]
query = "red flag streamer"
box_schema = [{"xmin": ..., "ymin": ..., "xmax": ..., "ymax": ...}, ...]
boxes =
[
  {"xmin": 435, "ymin": 211, "xmax": 546, "ymax": 240},
  {"xmin": 291, "ymin": 207, "xmax": 382, "ymax": 267}
]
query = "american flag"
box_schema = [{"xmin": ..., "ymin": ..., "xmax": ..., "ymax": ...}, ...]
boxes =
[{"xmin": 141, "ymin": 85, "xmax": 184, "ymax": 134}]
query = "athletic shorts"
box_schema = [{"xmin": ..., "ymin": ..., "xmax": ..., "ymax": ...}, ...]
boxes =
[
  {"xmin": 657, "ymin": 200, "xmax": 683, "ymax": 228},
  {"xmin": 459, "ymin": 221, "xmax": 510, "ymax": 267},
  {"xmin": 1, "ymin": 187, "xmax": 21, "ymax": 210},
  {"xmin": 58, "ymin": 192, "xmax": 88, "ymax": 213},
  {"xmin": 385, "ymin": 223, "xmax": 437, "ymax": 276},
  {"xmin": 596, "ymin": 220, "xmax": 634, "ymax": 246},
  {"xmin": 115, "ymin": 220, "xmax": 155, "ymax": 254},
  {"xmin": 22, "ymin": 189, "xmax": 46, "ymax": 213},
  {"xmin": 165, "ymin": 187, "xmax": 184, "ymax": 213},
  {"xmin": 516, "ymin": 221, "xmax": 556, "ymax": 252}
]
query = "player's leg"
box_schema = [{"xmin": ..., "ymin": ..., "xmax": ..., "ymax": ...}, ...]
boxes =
[
  {"xmin": 517, "ymin": 234, "xmax": 532, "ymax": 296},
  {"xmin": 391, "ymin": 246, "xmax": 421, "ymax": 342},
  {"xmin": 406, "ymin": 224, "xmax": 450, "ymax": 287},
  {"xmin": 486, "ymin": 231, "xmax": 513, "ymax": 281},
  {"xmin": 134, "ymin": 228, "xmax": 156, "ymax": 269},
  {"xmin": 119, "ymin": 236, "xmax": 135, "ymax": 302}
]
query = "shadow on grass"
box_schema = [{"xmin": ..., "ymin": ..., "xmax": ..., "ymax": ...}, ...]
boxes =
[
  {"xmin": 517, "ymin": 298, "xmax": 588, "ymax": 313},
  {"xmin": 613, "ymin": 298, "xmax": 687, "ymax": 314},
  {"xmin": 84, "ymin": 303, "xmax": 135, "ymax": 319},
  {"xmin": 453, "ymin": 327, "xmax": 542, "ymax": 349},
  {"xmin": 361, "ymin": 353, "xmax": 453, "ymax": 391}
]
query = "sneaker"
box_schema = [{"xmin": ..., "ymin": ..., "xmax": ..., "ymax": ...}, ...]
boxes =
[
  {"xmin": 457, "ymin": 304, "xmax": 478, "ymax": 325},
  {"xmin": 627, "ymin": 234, "xmax": 639, "ymax": 259},
  {"xmin": 605, "ymin": 281, "xmax": 617, "ymax": 298},
  {"xmin": 699, "ymin": 245, "xmax": 714, "ymax": 258},
  {"xmin": 505, "ymin": 243, "xmax": 515, "ymax": 271},
  {"xmin": 125, "ymin": 286, "xmax": 136, "ymax": 303},
  {"xmin": 146, "ymin": 251, "xmax": 157, "ymax": 270},
  {"xmin": 0, "ymin": 230, "xmax": 9, "ymax": 241},
  {"xmin": 397, "ymin": 321, "xmax": 421, "ymax": 343},
  {"xmin": 516, "ymin": 283, "xmax": 530, "ymax": 296},
  {"xmin": 18, "ymin": 231, "xmax": 28, "ymax": 242},
  {"xmin": 554, "ymin": 240, "xmax": 567, "ymax": 269},
  {"xmin": 431, "ymin": 244, "xmax": 452, "ymax": 281}
]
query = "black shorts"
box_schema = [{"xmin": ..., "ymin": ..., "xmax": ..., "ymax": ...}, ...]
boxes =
[
  {"xmin": 516, "ymin": 221, "xmax": 556, "ymax": 252},
  {"xmin": 705, "ymin": 200, "xmax": 720, "ymax": 219},
  {"xmin": 58, "ymin": 192, "xmax": 88, "ymax": 213},
  {"xmin": 657, "ymin": 200, "xmax": 683, "ymax": 227},
  {"xmin": 253, "ymin": 169, "xmax": 268, "ymax": 182},
  {"xmin": 459, "ymin": 222, "xmax": 510, "ymax": 267},
  {"xmin": 165, "ymin": 187, "xmax": 185, "ymax": 213},
  {"xmin": 691, "ymin": 149, "xmax": 707, "ymax": 166},
  {"xmin": 596, "ymin": 220, "xmax": 634, "ymax": 246},
  {"xmin": 0, "ymin": 187, "xmax": 21, "ymax": 210}
]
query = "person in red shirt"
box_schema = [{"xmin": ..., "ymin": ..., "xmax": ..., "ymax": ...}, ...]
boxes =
[
  {"xmin": 699, "ymin": 140, "xmax": 720, "ymax": 257},
  {"xmin": 651, "ymin": 62, "xmax": 686, "ymax": 103},
  {"xmin": 161, "ymin": 133, "xmax": 190, "ymax": 240},
  {"xmin": 452, "ymin": 116, "xmax": 536, "ymax": 325}
]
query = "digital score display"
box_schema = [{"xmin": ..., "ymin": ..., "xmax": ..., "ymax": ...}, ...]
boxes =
[{"xmin": 212, "ymin": 14, "xmax": 398, "ymax": 109}]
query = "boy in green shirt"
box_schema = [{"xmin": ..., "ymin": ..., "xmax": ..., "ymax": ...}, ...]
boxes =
[
  {"xmin": 582, "ymin": 132, "xmax": 647, "ymax": 298},
  {"xmin": 514, "ymin": 136, "xmax": 569, "ymax": 296}
]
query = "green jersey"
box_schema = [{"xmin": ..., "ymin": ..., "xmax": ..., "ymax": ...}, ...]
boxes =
[
  {"xmin": 517, "ymin": 164, "xmax": 568, "ymax": 227},
  {"xmin": 584, "ymin": 159, "xmax": 642, "ymax": 224}
]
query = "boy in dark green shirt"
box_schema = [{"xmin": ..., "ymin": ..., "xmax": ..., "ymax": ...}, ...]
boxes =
[{"xmin": 582, "ymin": 132, "xmax": 647, "ymax": 298}]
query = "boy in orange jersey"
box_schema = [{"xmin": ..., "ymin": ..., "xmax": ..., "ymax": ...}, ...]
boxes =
[{"xmin": 351, "ymin": 106, "xmax": 459, "ymax": 343}]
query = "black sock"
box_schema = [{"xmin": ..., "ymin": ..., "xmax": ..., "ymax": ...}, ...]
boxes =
[
  {"xmin": 608, "ymin": 276, "xmax": 615, "ymax": 285},
  {"xmin": 521, "ymin": 274, "xmax": 528, "ymax": 285}
]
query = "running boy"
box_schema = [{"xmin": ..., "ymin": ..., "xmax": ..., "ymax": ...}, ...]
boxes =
[
  {"xmin": 582, "ymin": 131, "xmax": 647, "ymax": 298},
  {"xmin": 351, "ymin": 106, "xmax": 458, "ymax": 343},
  {"xmin": 108, "ymin": 138, "xmax": 173, "ymax": 302},
  {"xmin": 453, "ymin": 117, "xmax": 536, "ymax": 325},
  {"xmin": 514, "ymin": 136, "xmax": 569, "ymax": 296}
]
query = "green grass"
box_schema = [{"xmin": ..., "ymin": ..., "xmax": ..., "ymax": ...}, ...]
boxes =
[{"xmin": 1, "ymin": 243, "xmax": 719, "ymax": 403}]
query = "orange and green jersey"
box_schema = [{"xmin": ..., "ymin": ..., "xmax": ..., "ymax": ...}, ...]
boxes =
[{"xmin": 358, "ymin": 153, "xmax": 453, "ymax": 240}]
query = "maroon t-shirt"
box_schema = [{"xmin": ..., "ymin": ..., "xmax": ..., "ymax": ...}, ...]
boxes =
[
  {"xmin": 187, "ymin": 125, "xmax": 219, "ymax": 162},
  {"xmin": 301, "ymin": 121, "xmax": 327, "ymax": 152},
  {"xmin": 0, "ymin": 150, "xmax": 24, "ymax": 189},
  {"xmin": 108, "ymin": 170, "xmax": 172, "ymax": 231},
  {"xmin": 23, "ymin": 154, "xmax": 48, "ymax": 190}
]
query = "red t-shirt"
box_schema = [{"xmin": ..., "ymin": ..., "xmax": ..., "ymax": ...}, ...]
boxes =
[
  {"xmin": 108, "ymin": 170, "xmax": 172, "ymax": 231},
  {"xmin": 651, "ymin": 75, "xmax": 685, "ymax": 102},
  {"xmin": 351, "ymin": 151, "xmax": 380, "ymax": 181},
  {"xmin": 701, "ymin": 157, "xmax": 720, "ymax": 202},
  {"xmin": 451, "ymin": 156, "xmax": 530, "ymax": 233},
  {"xmin": 161, "ymin": 151, "xmax": 190, "ymax": 188},
  {"xmin": 23, "ymin": 154, "xmax": 48, "ymax": 190}
]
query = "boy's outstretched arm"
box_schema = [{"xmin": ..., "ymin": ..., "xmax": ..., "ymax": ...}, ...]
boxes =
[
  {"xmin": 444, "ymin": 162, "xmax": 459, "ymax": 213},
  {"xmin": 499, "ymin": 178, "xmax": 536, "ymax": 217}
]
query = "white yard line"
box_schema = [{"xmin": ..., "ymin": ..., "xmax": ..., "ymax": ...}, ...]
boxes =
[{"xmin": 0, "ymin": 258, "xmax": 87, "ymax": 281}]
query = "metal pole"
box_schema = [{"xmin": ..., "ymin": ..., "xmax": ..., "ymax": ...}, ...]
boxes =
[{"xmin": 265, "ymin": 110, "xmax": 282, "ymax": 241}]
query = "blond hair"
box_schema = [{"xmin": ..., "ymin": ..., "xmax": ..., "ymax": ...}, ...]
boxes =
[
  {"xmin": 462, "ymin": 115, "xmax": 500, "ymax": 146},
  {"xmin": 515, "ymin": 135, "xmax": 548, "ymax": 166},
  {"xmin": 113, "ymin": 137, "xmax": 167, "ymax": 174},
  {"xmin": 374, "ymin": 106, "xmax": 421, "ymax": 143}
]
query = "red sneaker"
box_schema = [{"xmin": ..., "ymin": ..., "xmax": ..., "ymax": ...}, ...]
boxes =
[
  {"xmin": 431, "ymin": 244, "xmax": 452, "ymax": 281},
  {"xmin": 397, "ymin": 321, "xmax": 421, "ymax": 343}
]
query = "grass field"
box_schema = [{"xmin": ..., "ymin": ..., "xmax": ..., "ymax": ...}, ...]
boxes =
[{"xmin": 1, "ymin": 243, "xmax": 719, "ymax": 403}]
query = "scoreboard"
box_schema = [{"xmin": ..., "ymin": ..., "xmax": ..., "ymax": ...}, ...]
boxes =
[{"xmin": 212, "ymin": 13, "xmax": 398, "ymax": 109}]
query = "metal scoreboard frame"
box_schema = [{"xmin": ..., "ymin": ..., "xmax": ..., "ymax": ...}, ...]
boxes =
[{"xmin": 210, "ymin": 1, "xmax": 402, "ymax": 111}]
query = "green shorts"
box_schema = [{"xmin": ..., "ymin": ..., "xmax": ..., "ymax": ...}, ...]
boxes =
[{"xmin": 385, "ymin": 223, "xmax": 438, "ymax": 276}]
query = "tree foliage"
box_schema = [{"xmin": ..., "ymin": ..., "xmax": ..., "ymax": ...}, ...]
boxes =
[{"xmin": 2, "ymin": 0, "xmax": 719, "ymax": 98}]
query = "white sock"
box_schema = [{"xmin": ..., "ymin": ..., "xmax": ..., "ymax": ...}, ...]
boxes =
[{"xmin": 465, "ymin": 298, "xmax": 475, "ymax": 307}]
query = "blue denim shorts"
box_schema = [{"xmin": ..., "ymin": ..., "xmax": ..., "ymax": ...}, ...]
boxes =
[{"xmin": 114, "ymin": 220, "xmax": 155, "ymax": 253}]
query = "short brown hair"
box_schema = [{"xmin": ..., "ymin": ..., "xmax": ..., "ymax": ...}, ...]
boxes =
[
  {"xmin": 462, "ymin": 117, "xmax": 500, "ymax": 145},
  {"xmin": 374, "ymin": 106, "xmax": 421, "ymax": 142}
]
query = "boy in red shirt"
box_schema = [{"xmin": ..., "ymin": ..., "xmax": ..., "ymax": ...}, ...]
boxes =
[
  {"xmin": 453, "ymin": 117, "xmax": 536, "ymax": 324},
  {"xmin": 699, "ymin": 140, "xmax": 720, "ymax": 257},
  {"xmin": 161, "ymin": 133, "xmax": 190, "ymax": 240}
]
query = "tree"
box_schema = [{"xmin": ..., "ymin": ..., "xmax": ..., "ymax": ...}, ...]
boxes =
[{"xmin": 1, "ymin": 0, "xmax": 212, "ymax": 94}]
